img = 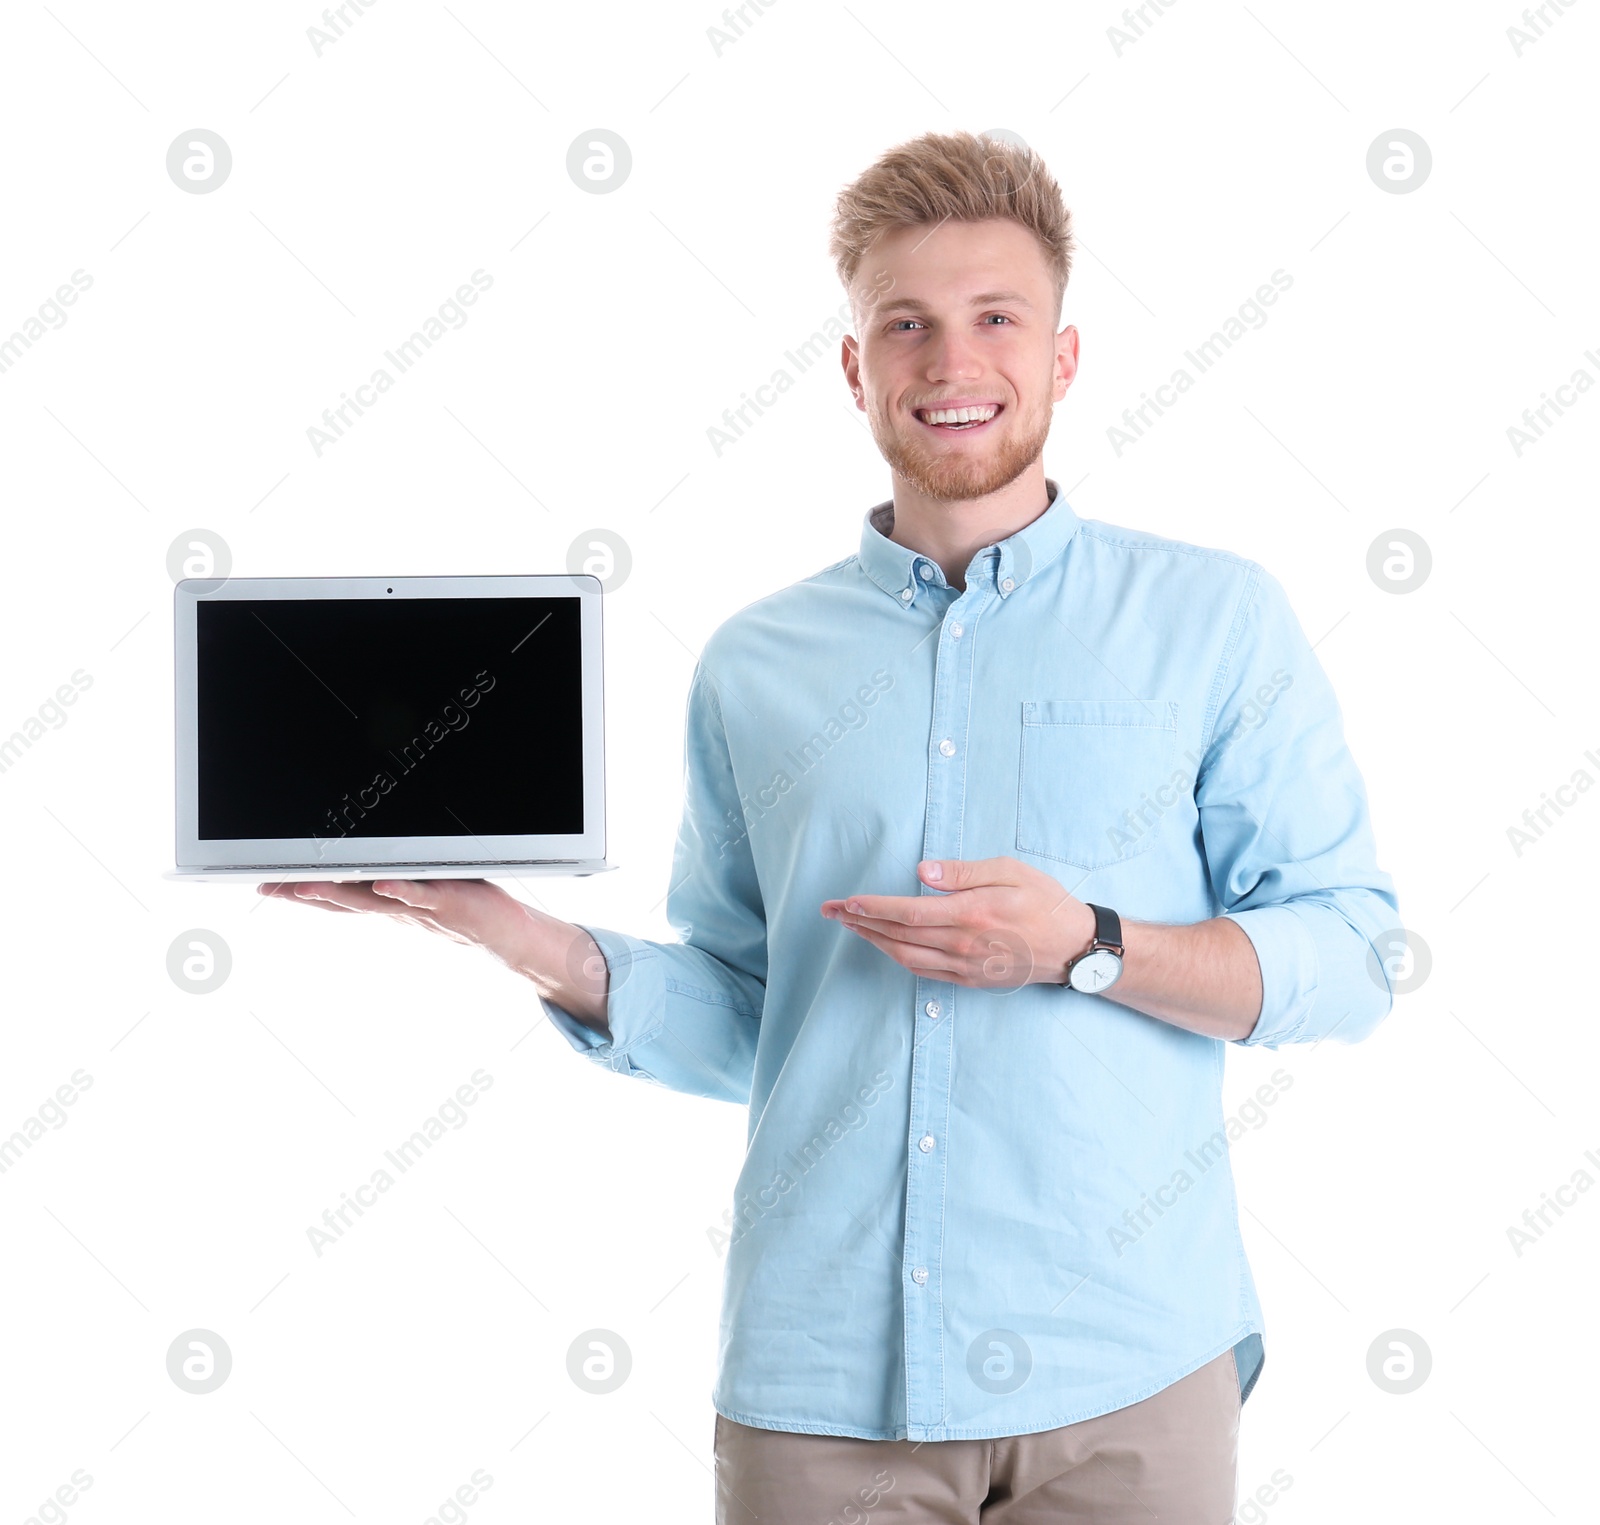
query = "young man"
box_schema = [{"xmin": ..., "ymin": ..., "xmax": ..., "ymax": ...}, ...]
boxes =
[{"xmin": 268, "ymin": 131, "xmax": 1400, "ymax": 1523}]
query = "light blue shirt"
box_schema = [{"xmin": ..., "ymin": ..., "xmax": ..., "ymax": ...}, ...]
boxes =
[{"xmin": 541, "ymin": 479, "xmax": 1400, "ymax": 1441}]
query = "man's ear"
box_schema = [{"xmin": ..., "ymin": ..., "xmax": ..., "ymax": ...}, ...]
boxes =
[{"xmin": 841, "ymin": 333, "xmax": 862, "ymax": 404}]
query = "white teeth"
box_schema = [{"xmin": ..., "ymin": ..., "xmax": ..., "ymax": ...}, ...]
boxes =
[{"xmin": 919, "ymin": 405, "xmax": 998, "ymax": 425}]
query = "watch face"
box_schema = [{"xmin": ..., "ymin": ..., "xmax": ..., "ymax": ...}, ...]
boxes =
[{"xmin": 1069, "ymin": 949, "xmax": 1122, "ymax": 993}]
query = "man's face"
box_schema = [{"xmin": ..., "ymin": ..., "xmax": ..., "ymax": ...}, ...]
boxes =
[{"xmin": 843, "ymin": 218, "xmax": 1077, "ymax": 503}]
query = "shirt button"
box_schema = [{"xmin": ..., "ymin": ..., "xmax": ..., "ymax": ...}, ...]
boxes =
[
  {"xmin": 899, "ymin": 587, "xmax": 914, "ymax": 601},
  {"xmin": 911, "ymin": 1266, "xmax": 929, "ymax": 1285},
  {"xmin": 919, "ymin": 1134, "xmax": 936, "ymax": 1152},
  {"xmin": 1000, "ymin": 576, "xmax": 1015, "ymax": 593},
  {"xmin": 949, "ymin": 622, "xmax": 963, "ymax": 637},
  {"xmin": 924, "ymin": 999, "xmax": 941, "ymax": 1019},
  {"xmin": 938, "ymin": 738, "xmax": 955, "ymax": 757},
  {"xmin": 917, "ymin": 561, "xmax": 933, "ymax": 579}
]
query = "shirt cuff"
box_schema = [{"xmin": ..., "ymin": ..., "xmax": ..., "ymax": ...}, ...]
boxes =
[
  {"xmin": 538, "ymin": 922, "xmax": 667, "ymax": 1078},
  {"xmin": 1221, "ymin": 903, "xmax": 1319, "ymax": 1048}
]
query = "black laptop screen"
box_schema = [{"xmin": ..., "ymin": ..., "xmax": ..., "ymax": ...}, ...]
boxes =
[{"xmin": 196, "ymin": 597, "xmax": 584, "ymax": 841}]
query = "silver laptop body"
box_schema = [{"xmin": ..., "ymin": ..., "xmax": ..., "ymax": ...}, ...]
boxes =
[{"xmin": 168, "ymin": 574, "xmax": 613, "ymax": 881}]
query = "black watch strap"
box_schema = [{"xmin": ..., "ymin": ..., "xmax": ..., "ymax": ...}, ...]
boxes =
[{"xmin": 1087, "ymin": 902, "xmax": 1123, "ymax": 953}]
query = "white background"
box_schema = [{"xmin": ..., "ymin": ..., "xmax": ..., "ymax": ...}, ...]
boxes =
[{"xmin": 1, "ymin": 1, "xmax": 1595, "ymax": 1521}]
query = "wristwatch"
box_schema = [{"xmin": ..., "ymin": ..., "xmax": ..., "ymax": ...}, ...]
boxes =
[{"xmin": 1062, "ymin": 903, "xmax": 1124, "ymax": 993}]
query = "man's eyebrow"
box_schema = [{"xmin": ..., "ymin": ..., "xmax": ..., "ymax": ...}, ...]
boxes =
[{"xmin": 869, "ymin": 289, "xmax": 1036, "ymax": 317}]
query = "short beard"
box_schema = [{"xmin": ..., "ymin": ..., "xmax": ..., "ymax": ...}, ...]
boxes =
[{"xmin": 865, "ymin": 388, "xmax": 1053, "ymax": 504}]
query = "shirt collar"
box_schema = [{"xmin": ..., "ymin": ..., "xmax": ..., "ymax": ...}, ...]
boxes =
[{"xmin": 857, "ymin": 477, "xmax": 1081, "ymax": 609}]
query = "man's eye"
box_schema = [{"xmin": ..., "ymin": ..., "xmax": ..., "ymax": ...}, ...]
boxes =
[{"xmin": 983, "ymin": 314, "xmax": 1014, "ymax": 325}]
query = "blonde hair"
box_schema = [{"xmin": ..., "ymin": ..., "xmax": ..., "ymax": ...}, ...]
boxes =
[{"xmin": 828, "ymin": 130, "xmax": 1074, "ymax": 325}]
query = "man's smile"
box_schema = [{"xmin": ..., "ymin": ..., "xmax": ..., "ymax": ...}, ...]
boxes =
[{"xmin": 913, "ymin": 400, "xmax": 1004, "ymax": 434}]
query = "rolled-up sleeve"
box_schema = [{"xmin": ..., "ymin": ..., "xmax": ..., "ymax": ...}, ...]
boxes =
[
  {"xmin": 1197, "ymin": 564, "xmax": 1401, "ymax": 1049},
  {"xmin": 539, "ymin": 657, "xmax": 766, "ymax": 1102}
]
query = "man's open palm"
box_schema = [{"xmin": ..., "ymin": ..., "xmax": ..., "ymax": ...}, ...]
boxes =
[{"xmin": 819, "ymin": 855, "xmax": 1094, "ymax": 989}]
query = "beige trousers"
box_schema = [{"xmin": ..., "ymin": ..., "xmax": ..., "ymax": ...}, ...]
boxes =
[{"xmin": 714, "ymin": 1350, "xmax": 1241, "ymax": 1524}]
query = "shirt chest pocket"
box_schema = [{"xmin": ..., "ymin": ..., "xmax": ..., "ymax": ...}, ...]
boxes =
[{"xmin": 1016, "ymin": 699, "xmax": 1180, "ymax": 871}]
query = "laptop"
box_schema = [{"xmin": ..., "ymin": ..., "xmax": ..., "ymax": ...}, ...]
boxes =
[{"xmin": 167, "ymin": 574, "xmax": 615, "ymax": 881}]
